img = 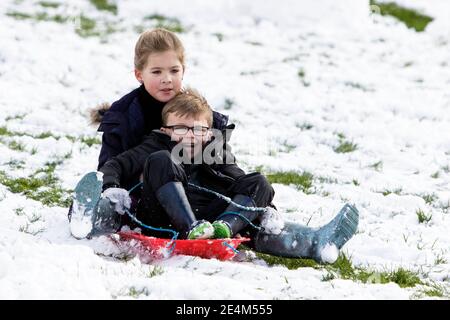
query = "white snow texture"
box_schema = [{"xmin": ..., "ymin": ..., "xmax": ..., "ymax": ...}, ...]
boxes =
[{"xmin": 0, "ymin": 0, "xmax": 449, "ymax": 299}]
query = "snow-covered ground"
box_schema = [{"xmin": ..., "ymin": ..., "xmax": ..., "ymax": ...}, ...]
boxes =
[{"xmin": 0, "ymin": 0, "xmax": 449, "ymax": 299}]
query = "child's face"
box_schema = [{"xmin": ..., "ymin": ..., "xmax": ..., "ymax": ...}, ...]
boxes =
[
  {"xmin": 161, "ymin": 113, "xmax": 211, "ymax": 159},
  {"xmin": 135, "ymin": 50, "xmax": 184, "ymax": 103}
]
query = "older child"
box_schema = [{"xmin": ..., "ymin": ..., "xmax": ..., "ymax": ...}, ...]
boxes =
[
  {"xmin": 87, "ymin": 89, "xmax": 359, "ymax": 263},
  {"xmin": 93, "ymin": 28, "xmax": 229, "ymax": 188}
]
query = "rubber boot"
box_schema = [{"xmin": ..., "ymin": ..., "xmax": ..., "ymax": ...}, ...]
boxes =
[
  {"xmin": 69, "ymin": 172, "xmax": 122, "ymax": 239},
  {"xmin": 215, "ymin": 194, "xmax": 262, "ymax": 238},
  {"xmin": 90, "ymin": 197, "xmax": 122, "ymax": 237},
  {"xmin": 156, "ymin": 181, "xmax": 213, "ymax": 239},
  {"xmin": 252, "ymin": 204, "xmax": 359, "ymax": 263}
]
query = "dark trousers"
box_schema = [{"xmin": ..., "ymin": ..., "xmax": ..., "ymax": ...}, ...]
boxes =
[{"xmin": 135, "ymin": 150, "xmax": 274, "ymax": 237}]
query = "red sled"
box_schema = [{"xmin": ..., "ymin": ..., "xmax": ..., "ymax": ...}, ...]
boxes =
[{"xmin": 117, "ymin": 231, "xmax": 250, "ymax": 261}]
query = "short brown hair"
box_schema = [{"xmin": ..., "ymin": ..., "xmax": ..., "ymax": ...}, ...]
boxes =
[
  {"xmin": 162, "ymin": 88, "xmax": 213, "ymax": 127},
  {"xmin": 134, "ymin": 28, "xmax": 185, "ymax": 70}
]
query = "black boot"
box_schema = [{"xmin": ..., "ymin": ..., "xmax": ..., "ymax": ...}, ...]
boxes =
[
  {"xmin": 215, "ymin": 194, "xmax": 263, "ymax": 237},
  {"xmin": 156, "ymin": 182, "xmax": 213, "ymax": 239}
]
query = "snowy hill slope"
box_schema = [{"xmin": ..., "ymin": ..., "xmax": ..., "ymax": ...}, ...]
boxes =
[{"xmin": 0, "ymin": 0, "xmax": 449, "ymax": 299}]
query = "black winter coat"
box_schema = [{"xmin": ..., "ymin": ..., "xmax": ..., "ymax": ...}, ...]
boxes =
[
  {"xmin": 97, "ymin": 85, "xmax": 230, "ymax": 170},
  {"xmin": 99, "ymin": 129, "xmax": 246, "ymax": 193}
]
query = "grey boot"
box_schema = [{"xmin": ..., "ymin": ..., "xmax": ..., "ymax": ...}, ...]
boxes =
[
  {"xmin": 252, "ymin": 204, "xmax": 359, "ymax": 263},
  {"xmin": 69, "ymin": 172, "xmax": 122, "ymax": 239},
  {"xmin": 90, "ymin": 198, "xmax": 122, "ymax": 237},
  {"xmin": 216, "ymin": 194, "xmax": 263, "ymax": 237}
]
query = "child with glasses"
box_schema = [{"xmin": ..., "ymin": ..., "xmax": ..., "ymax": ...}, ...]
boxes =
[
  {"xmin": 97, "ymin": 87, "xmax": 269, "ymax": 240},
  {"xmin": 84, "ymin": 88, "xmax": 359, "ymax": 263}
]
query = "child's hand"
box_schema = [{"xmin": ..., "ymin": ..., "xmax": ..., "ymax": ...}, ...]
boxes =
[{"xmin": 102, "ymin": 188, "xmax": 131, "ymax": 215}]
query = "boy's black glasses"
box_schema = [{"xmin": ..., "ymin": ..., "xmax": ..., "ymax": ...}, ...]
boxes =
[{"xmin": 163, "ymin": 125, "xmax": 210, "ymax": 136}]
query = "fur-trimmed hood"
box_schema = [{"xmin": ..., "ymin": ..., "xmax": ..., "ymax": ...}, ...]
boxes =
[{"xmin": 89, "ymin": 102, "xmax": 111, "ymax": 125}]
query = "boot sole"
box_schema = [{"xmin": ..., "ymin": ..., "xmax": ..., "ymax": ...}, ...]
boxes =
[{"xmin": 70, "ymin": 172, "xmax": 103, "ymax": 239}]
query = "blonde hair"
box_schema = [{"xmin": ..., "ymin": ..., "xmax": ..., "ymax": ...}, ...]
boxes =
[
  {"xmin": 162, "ymin": 88, "xmax": 213, "ymax": 127},
  {"xmin": 134, "ymin": 28, "xmax": 185, "ymax": 70}
]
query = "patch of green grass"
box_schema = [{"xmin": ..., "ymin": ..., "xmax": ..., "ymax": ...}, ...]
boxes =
[
  {"xmin": 81, "ymin": 136, "xmax": 101, "ymax": 147},
  {"xmin": 279, "ymin": 140, "xmax": 296, "ymax": 153},
  {"xmin": 434, "ymin": 253, "xmax": 447, "ymax": 265},
  {"xmin": 416, "ymin": 209, "xmax": 432, "ymax": 224},
  {"xmin": 438, "ymin": 200, "xmax": 450, "ymax": 214},
  {"xmin": 344, "ymin": 81, "xmax": 372, "ymax": 92},
  {"xmin": 327, "ymin": 254, "xmax": 356, "ymax": 279},
  {"xmin": 0, "ymin": 127, "xmax": 60, "ymax": 142},
  {"xmin": 14, "ymin": 207, "xmax": 25, "ymax": 216},
  {"xmin": 28, "ymin": 212, "xmax": 42, "ymax": 223},
  {"xmin": 298, "ymin": 69, "xmax": 305, "ymax": 78},
  {"xmin": 89, "ymin": 0, "xmax": 117, "ymax": 15},
  {"xmin": 431, "ymin": 171, "xmax": 439, "ymax": 179},
  {"xmin": 266, "ymin": 171, "xmax": 314, "ymax": 194},
  {"xmin": 296, "ymin": 122, "xmax": 313, "ymax": 131},
  {"xmin": 65, "ymin": 135, "xmax": 77, "ymax": 143},
  {"xmin": 7, "ymin": 6, "xmax": 119, "ymax": 39},
  {"xmin": 128, "ymin": 286, "xmax": 148, "ymax": 298},
  {"xmin": 240, "ymin": 70, "xmax": 265, "ymax": 76},
  {"xmin": 254, "ymin": 250, "xmax": 423, "ymax": 289},
  {"xmin": 321, "ymin": 272, "xmax": 336, "ymax": 282},
  {"xmin": 19, "ymin": 222, "xmax": 45, "ymax": 236},
  {"xmin": 334, "ymin": 133, "xmax": 358, "ymax": 153},
  {"xmin": 254, "ymin": 251, "xmax": 320, "ymax": 270},
  {"xmin": 0, "ymin": 126, "xmax": 19, "ymax": 137},
  {"xmin": 326, "ymin": 254, "xmax": 423, "ymax": 288},
  {"xmin": 223, "ymin": 98, "xmax": 234, "ymax": 110},
  {"xmin": 370, "ymin": 0, "xmax": 433, "ymax": 32},
  {"xmin": 38, "ymin": 1, "xmax": 61, "ymax": 8},
  {"xmin": 0, "ymin": 162, "xmax": 72, "ymax": 207},
  {"xmin": 6, "ymin": 11, "xmax": 32, "ymax": 20},
  {"xmin": 318, "ymin": 176, "xmax": 338, "ymax": 184},
  {"xmin": 421, "ymin": 193, "xmax": 437, "ymax": 205},
  {"xmin": 253, "ymin": 165, "xmax": 265, "ymax": 173},
  {"xmin": 7, "ymin": 11, "xmax": 69, "ymax": 24},
  {"xmin": 417, "ymin": 282, "xmax": 450, "ymax": 298},
  {"xmin": 4, "ymin": 159, "xmax": 26, "ymax": 169},
  {"xmin": 34, "ymin": 131, "xmax": 57, "ymax": 139},
  {"xmin": 381, "ymin": 187, "xmax": 402, "ymax": 196},
  {"xmin": 297, "ymin": 68, "xmax": 310, "ymax": 87},
  {"xmin": 334, "ymin": 141, "xmax": 358, "ymax": 153},
  {"xmin": 74, "ymin": 16, "xmax": 119, "ymax": 40},
  {"xmin": 421, "ymin": 287, "xmax": 444, "ymax": 298},
  {"xmin": 8, "ymin": 140, "xmax": 26, "ymax": 152},
  {"xmin": 66, "ymin": 135, "xmax": 101, "ymax": 147},
  {"xmin": 246, "ymin": 41, "xmax": 263, "ymax": 46},
  {"xmin": 352, "ymin": 179, "xmax": 360, "ymax": 186},
  {"xmin": 5, "ymin": 114, "xmax": 27, "ymax": 121},
  {"xmin": 387, "ymin": 268, "xmax": 423, "ymax": 288},
  {"xmin": 403, "ymin": 61, "xmax": 414, "ymax": 68},
  {"xmin": 75, "ymin": 15, "xmax": 99, "ymax": 37},
  {"xmin": 144, "ymin": 14, "xmax": 185, "ymax": 33},
  {"xmin": 369, "ymin": 160, "xmax": 383, "ymax": 172},
  {"xmin": 148, "ymin": 266, "xmax": 164, "ymax": 277},
  {"xmin": 212, "ymin": 32, "xmax": 224, "ymax": 42}
]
